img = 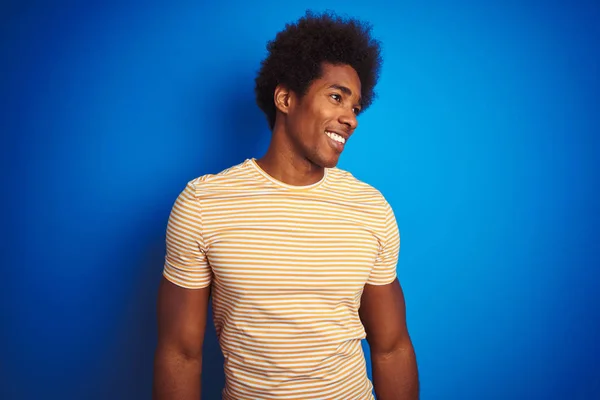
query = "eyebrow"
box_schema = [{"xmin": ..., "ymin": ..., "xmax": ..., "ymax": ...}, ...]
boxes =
[{"xmin": 328, "ymin": 84, "xmax": 362, "ymax": 105}]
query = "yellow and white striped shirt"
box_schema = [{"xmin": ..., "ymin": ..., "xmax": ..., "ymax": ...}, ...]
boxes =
[{"xmin": 164, "ymin": 158, "xmax": 399, "ymax": 399}]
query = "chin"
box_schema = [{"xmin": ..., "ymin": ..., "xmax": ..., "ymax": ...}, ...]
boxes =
[
  {"xmin": 321, "ymin": 156, "xmax": 340, "ymax": 169},
  {"xmin": 308, "ymin": 151, "xmax": 340, "ymax": 169}
]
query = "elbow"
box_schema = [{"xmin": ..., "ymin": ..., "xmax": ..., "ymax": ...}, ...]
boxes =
[
  {"xmin": 155, "ymin": 341, "xmax": 203, "ymax": 365},
  {"xmin": 369, "ymin": 336, "xmax": 414, "ymax": 359}
]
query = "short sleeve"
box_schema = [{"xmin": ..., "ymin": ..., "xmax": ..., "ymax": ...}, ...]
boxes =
[
  {"xmin": 366, "ymin": 200, "xmax": 400, "ymax": 285},
  {"xmin": 163, "ymin": 182, "xmax": 212, "ymax": 289}
]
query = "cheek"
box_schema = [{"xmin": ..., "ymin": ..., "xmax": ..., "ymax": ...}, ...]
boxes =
[{"xmin": 311, "ymin": 103, "xmax": 333, "ymax": 128}]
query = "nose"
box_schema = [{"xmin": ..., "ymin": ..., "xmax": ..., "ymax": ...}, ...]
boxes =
[{"xmin": 338, "ymin": 108, "xmax": 358, "ymax": 132}]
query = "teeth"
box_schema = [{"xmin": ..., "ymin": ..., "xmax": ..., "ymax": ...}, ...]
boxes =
[{"xmin": 325, "ymin": 131, "xmax": 346, "ymax": 144}]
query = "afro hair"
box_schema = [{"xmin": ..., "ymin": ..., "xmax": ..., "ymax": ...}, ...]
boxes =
[{"xmin": 255, "ymin": 10, "xmax": 383, "ymax": 130}]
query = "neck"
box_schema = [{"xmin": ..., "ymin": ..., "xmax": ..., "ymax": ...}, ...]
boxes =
[{"xmin": 256, "ymin": 122, "xmax": 325, "ymax": 187}]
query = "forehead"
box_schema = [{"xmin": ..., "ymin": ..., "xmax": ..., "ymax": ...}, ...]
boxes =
[{"xmin": 312, "ymin": 63, "xmax": 361, "ymax": 96}]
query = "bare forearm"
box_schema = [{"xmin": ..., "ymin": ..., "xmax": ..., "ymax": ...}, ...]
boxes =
[
  {"xmin": 153, "ymin": 348, "xmax": 202, "ymax": 400},
  {"xmin": 371, "ymin": 345, "xmax": 419, "ymax": 400}
]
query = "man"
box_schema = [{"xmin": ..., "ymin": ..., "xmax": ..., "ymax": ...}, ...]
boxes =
[{"xmin": 153, "ymin": 11, "xmax": 419, "ymax": 400}]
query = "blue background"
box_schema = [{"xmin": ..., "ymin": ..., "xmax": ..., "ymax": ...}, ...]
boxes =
[{"xmin": 2, "ymin": 1, "xmax": 599, "ymax": 399}]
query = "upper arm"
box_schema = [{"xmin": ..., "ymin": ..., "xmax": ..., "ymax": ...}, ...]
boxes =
[
  {"xmin": 366, "ymin": 200, "xmax": 399, "ymax": 285},
  {"xmin": 360, "ymin": 198, "xmax": 410, "ymax": 354},
  {"xmin": 359, "ymin": 279, "xmax": 411, "ymax": 354},
  {"xmin": 157, "ymin": 182, "xmax": 213, "ymax": 356},
  {"xmin": 156, "ymin": 277, "xmax": 210, "ymax": 358}
]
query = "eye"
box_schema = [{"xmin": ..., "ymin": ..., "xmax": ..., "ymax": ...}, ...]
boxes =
[
  {"xmin": 353, "ymin": 107, "xmax": 361, "ymax": 115},
  {"xmin": 330, "ymin": 93, "xmax": 342, "ymax": 102}
]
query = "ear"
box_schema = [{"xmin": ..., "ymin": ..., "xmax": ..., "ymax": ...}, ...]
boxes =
[{"xmin": 274, "ymin": 84, "xmax": 293, "ymax": 114}]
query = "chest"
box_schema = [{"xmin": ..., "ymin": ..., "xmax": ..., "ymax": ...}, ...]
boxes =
[{"xmin": 201, "ymin": 195, "xmax": 382, "ymax": 294}]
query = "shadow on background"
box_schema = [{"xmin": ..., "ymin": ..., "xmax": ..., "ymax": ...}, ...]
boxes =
[{"xmin": 98, "ymin": 70, "xmax": 269, "ymax": 399}]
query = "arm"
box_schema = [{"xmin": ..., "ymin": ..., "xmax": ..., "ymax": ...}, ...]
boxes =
[
  {"xmin": 359, "ymin": 279, "xmax": 419, "ymax": 400},
  {"xmin": 154, "ymin": 182, "xmax": 212, "ymax": 399},
  {"xmin": 153, "ymin": 277, "xmax": 210, "ymax": 399}
]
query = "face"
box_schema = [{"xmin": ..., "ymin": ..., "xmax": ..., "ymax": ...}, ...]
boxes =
[{"xmin": 282, "ymin": 63, "xmax": 362, "ymax": 168}]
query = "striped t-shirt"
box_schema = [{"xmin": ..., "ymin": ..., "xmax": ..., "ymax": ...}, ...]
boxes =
[{"xmin": 163, "ymin": 158, "xmax": 400, "ymax": 400}]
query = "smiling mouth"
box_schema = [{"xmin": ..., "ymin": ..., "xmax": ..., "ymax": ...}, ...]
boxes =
[{"xmin": 325, "ymin": 131, "xmax": 346, "ymax": 144}]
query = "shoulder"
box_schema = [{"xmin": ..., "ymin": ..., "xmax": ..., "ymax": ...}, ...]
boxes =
[
  {"xmin": 327, "ymin": 166, "xmax": 389, "ymax": 208},
  {"xmin": 185, "ymin": 159, "xmax": 255, "ymax": 196}
]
